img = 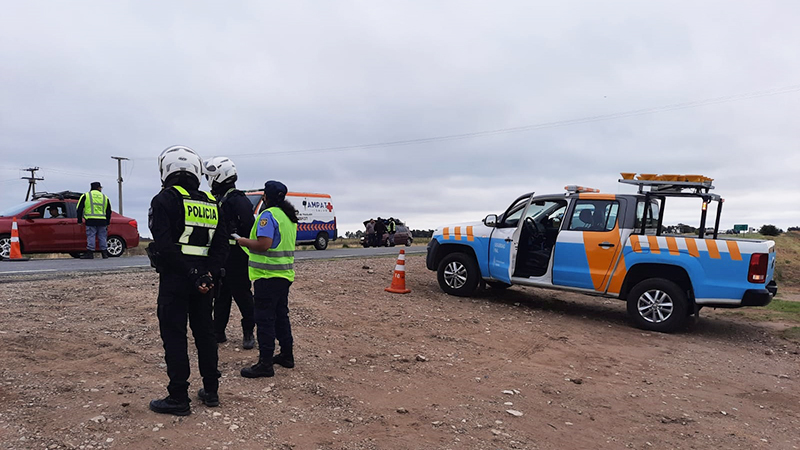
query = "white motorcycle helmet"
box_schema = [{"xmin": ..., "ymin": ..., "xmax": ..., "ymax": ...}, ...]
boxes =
[
  {"xmin": 158, "ymin": 145, "xmax": 203, "ymax": 184},
  {"xmin": 203, "ymin": 157, "xmax": 238, "ymax": 189}
]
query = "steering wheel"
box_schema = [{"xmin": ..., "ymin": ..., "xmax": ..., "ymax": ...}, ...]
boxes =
[{"xmin": 524, "ymin": 217, "xmax": 545, "ymax": 236}]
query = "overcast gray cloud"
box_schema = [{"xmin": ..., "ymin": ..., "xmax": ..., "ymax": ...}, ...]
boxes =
[{"xmin": 1, "ymin": 0, "xmax": 799, "ymax": 237}]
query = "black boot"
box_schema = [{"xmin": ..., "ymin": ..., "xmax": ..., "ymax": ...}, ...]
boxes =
[
  {"xmin": 215, "ymin": 332, "xmax": 228, "ymax": 344},
  {"xmin": 273, "ymin": 350, "xmax": 295, "ymax": 369},
  {"xmin": 80, "ymin": 252, "xmax": 94, "ymax": 259},
  {"xmin": 101, "ymin": 250, "xmax": 109, "ymax": 259},
  {"xmin": 241, "ymin": 357, "xmax": 274, "ymax": 378},
  {"xmin": 242, "ymin": 330, "xmax": 255, "ymax": 350},
  {"xmin": 197, "ymin": 388, "xmax": 219, "ymax": 407},
  {"xmin": 149, "ymin": 396, "xmax": 190, "ymax": 416}
]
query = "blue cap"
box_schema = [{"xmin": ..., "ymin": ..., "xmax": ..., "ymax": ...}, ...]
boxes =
[{"xmin": 264, "ymin": 180, "xmax": 287, "ymax": 202}]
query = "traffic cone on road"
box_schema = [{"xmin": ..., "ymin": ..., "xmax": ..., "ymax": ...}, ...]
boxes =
[
  {"xmin": 7, "ymin": 217, "xmax": 29, "ymax": 262},
  {"xmin": 385, "ymin": 249, "xmax": 411, "ymax": 294}
]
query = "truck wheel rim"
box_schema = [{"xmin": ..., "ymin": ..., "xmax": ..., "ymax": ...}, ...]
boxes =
[
  {"xmin": 107, "ymin": 238, "xmax": 123, "ymax": 256},
  {"xmin": 637, "ymin": 289, "xmax": 674, "ymax": 323},
  {"xmin": 444, "ymin": 261, "xmax": 468, "ymax": 289},
  {"xmin": 0, "ymin": 237, "xmax": 9, "ymax": 259}
]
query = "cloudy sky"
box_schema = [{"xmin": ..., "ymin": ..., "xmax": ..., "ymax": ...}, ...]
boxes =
[{"xmin": 2, "ymin": 1, "xmax": 799, "ymax": 237}]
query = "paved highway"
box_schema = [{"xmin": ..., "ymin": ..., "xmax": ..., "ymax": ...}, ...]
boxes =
[{"xmin": 0, "ymin": 246, "xmax": 427, "ymax": 278}]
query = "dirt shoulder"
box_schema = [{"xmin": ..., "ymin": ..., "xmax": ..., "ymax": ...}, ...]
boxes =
[{"xmin": 1, "ymin": 255, "xmax": 799, "ymax": 449}]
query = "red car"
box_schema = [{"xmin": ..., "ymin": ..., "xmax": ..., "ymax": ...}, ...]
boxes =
[{"xmin": 0, "ymin": 191, "xmax": 139, "ymax": 259}]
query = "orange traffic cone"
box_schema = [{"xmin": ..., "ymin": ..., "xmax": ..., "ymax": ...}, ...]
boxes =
[
  {"xmin": 7, "ymin": 217, "xmax": 29, "ymax": 261},
  {"xmin": 385, "ymin": 249, "xmax": 411, "ymax": 294}
]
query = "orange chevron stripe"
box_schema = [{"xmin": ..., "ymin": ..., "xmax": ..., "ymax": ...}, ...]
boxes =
[
  {"xmin": 630, "ymin": 236, "xmax": 642, "ymax": 252},
  {"xmin": 647, "ymin": 235, "xmax": 660, "ymax": 254},
  {"xmin": 443, "ymin": 227, "xmax": 449, "ymax": 240},
  {"xmin": 666, "ymin": 237, "xmax": 679, "ymax": 256},
  {"xmin": 685, "ymin": 238, "xmax": 699, "ymax": 257},
  {"xmin": 454, "ymin": 226, "xmax": 462, "ymax": 241},
  {"xmin": 726, "ymin": 240, "xmax": 742, "ymax": 261},
  {"xmin": 467, "ymin": 226, "xmax": 474, "ymax": 241},
  {"xmin": 706, "ymin": 239, "xmax": 721, "ymax": 259}
]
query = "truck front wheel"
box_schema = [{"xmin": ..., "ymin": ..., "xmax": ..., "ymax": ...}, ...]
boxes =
[
  {"xmin": 437, "ymin": 252, "xmax": 480, "ymax": 297},
  {"xmin": 627, "ymin": 278, "xmax": 688, "ymax": 333}
]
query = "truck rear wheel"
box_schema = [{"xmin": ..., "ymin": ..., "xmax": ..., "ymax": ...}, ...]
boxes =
[
  {"xmin": 437, "ymin": 252, "xmax": 480, "ymax": 297},
  {"xmin": 627, "ymin": 278, "xmax": 688, "ymax": 333}
]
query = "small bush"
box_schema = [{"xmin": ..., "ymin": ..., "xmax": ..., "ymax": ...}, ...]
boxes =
[{"xmin": 760, "ymin": 224, "xmax": 782, "ymax": 236}]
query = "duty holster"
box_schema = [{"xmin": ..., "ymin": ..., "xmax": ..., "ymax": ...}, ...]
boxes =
[{"xmin": 146, "ymin": 242, "xmax": 162, "ymax": 272}]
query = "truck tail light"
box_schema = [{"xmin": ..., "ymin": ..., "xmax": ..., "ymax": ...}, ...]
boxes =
[
  {"xmin": 128, "ymin": 219, "xmax": 138, "ymax": 229},
  {"xmin": 748, "ymin": 253, "xmax": 768, "ymax": 283}
]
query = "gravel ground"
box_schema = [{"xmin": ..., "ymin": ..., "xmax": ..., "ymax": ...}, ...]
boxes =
[{"xmin": 1, "ymin": 254, "xmax": 799, "ymax": 449}]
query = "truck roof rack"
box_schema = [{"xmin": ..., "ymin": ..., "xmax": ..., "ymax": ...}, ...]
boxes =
[
  {"xmin": 31, "ymin": 191, "xmax": 84, "ymax": 200},
  {"xmin": 619, "ymin": 173, "xmax": 723, "ymax": 239},
  {"xmin": 618, "ymin": 174, "xmax": 720, "ymax": 201}
]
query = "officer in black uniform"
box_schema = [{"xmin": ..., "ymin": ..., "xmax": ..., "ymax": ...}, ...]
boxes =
[
  {"xmin": 147, "ymin": 145, "xmax": 229, "ymax": 416},
  {"xmin": 203, "ymin": 156, "xmax": 256, "ymax": 349}
]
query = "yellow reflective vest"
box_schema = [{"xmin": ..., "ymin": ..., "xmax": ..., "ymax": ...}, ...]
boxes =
[
  {"xmin": 247, "ymin": 207, "xmax": 297, "ymax": 281},
  {"xmin": 173, "ymin": 185, "xmax": 218, "ymax": 257},
  {"xmin": 80, "ymin": 190, "xmax": 109, "ymax": 220}
]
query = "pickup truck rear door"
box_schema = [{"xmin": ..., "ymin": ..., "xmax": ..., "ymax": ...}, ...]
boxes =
[
  {"xmin": 552, "ymin": 197, "xmax": 624, "ymax": 292},
  {"xmin": 487, "ymin": 193, "xmax": 533, "ymax": 283}
]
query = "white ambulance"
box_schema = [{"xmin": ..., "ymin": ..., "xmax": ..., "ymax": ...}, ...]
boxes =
[{"xmin": 245, "ymin": 190, "xmax": 337, "ymax": 250}]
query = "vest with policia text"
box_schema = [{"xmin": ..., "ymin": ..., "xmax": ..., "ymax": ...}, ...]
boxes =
[
  {"xmin": 81, "ymin": 190, "xmax": 109, "ymax": 220},
  {"xmin": 173, "ymin": 185, "xmax": 218, "ymax": 257},
  {"xmin": 247, "ymin": 206, "xmax": 297, "ymax": 282}
]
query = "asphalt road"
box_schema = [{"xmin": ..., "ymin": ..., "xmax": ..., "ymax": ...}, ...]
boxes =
[{"xmin": 0, "ymin": 245, "xmax": 427, "ymax": 278}]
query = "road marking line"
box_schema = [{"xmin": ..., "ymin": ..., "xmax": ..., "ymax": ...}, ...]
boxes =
[{"xmin": 0, "ymin": 269, "xmax": 58, "ymax": 274}]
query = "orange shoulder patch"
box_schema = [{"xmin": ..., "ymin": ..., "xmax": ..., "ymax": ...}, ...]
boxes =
[{"xmin": 259, "ymin": 219, "xmax": 268, "ymax": 227}]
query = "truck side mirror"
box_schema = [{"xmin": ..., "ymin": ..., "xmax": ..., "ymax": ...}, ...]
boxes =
[
  {"xmin": 484, "ymin": 214, "xmax": 498, "ymax": 227},
  {"xmin": 27, "ymin": 211, "xmax": 42, "ymax": 219}
]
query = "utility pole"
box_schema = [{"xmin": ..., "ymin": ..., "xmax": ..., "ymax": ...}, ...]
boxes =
[
  {"xmin": 21, "ymin": 167, "xmax": 44, "ymax": 201},
  {"xmin": 111, "ymin": 156, "xmax": 129, "ymax": 215}
]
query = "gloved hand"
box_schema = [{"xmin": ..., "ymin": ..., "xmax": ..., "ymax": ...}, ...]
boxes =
[
  {"xmin": 194, "ymin": 273, "xmax": 214, "ymax": 293},
  {"xmin": 188, "ymin": 268, "xmax": 214, "ymax": 294}
]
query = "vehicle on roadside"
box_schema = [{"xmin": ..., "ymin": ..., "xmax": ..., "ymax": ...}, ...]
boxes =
[
  {"xmin": 360, "ymin": 224, "xmax": 413, "ymax": 247},
  {"xmin": 246, "ymin": 190, "xmax": 337, "ymax": 250},
  {"xmin": 426, "ymin": 174, "xmax": 778, "ymax": 332},
  {"xmin": 0, "ymin": 191, "xmax": 139, "ymax": 259}
]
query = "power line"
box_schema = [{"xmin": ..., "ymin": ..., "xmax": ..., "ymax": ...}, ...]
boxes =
[
  {"xmin": 223, "ymin": 83, "xmax": 800, "ymax": 158},
  {"xmin": 39, "ymin": 167, "xmax": 102, "ymax": 178},
  {"xmin": 122, "ymin": 82, "xmax": 800, "ymax": 162}
]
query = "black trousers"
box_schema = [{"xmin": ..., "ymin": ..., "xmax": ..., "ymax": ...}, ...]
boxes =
[
  {"xmin": 157, "ymin": 273, "xmax": 220, "ymax": 400},
  {"xmin": 253, "ymin": 277, "xmax": 294, "ymax": 359},
  {"xmin": 214, "ymin": 248, "xmax": 255, "ymax": 337}
]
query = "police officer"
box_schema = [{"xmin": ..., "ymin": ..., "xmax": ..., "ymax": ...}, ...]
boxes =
[
  {"xmin": 148, "ymin": 145, "xmax": 229, "ymax": 415},
  {"xmin": 237, "ymin": 180, "xmax": 298, "ymax": 378},
  {"xmin": 387, "ymin": 217, "xmax": 397, "ymax": 245},
  {"xmin": 203, "ymin": 157, "xmax": 256, "ymax": 349},
  {"xmin": 77, "ymin": 181, "xmax": 112, "ymax": 259}
]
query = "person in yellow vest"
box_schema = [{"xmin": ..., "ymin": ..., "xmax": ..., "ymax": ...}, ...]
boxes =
[
  {"xmin": 236, "ymin": 180, "xmax": 298, "ymax": 378},
  {"xmin": 76, "ymin": 181, "xmax": 112, "ymax": 259},
  {"xmin": 147, "ymin": 146, "xmax": 229, "ymax": 416}
]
